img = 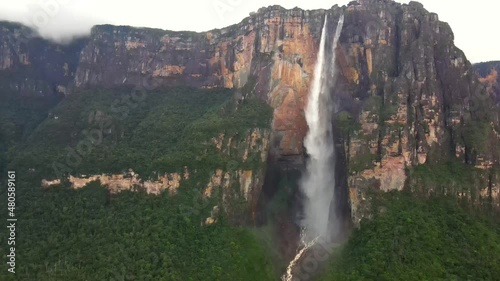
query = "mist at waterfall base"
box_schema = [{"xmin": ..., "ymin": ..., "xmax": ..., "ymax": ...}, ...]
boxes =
[{"xmin": 300, "ymin": 14, "xmax": 344, "ymax": 243}]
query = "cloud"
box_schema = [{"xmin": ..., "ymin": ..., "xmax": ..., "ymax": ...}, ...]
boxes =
[
  {"xmin": 0, "ymin": 0, "xmax": 103, "ymax": 43},
  {"xmin": 29, "ymin": 10, "xmax": 101, "ymax": 42}
]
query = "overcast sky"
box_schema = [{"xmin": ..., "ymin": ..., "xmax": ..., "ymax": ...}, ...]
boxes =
[{"xmin": 0, "ymin": 0, "xmax": 497, "ymax": 63}]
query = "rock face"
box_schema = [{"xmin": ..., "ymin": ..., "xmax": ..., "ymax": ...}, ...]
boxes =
[
  {"xmin": 42, "ymin": 169, "xmax": 187, "ymax": 195},
  {"xmin": 3, "ymin": 0, "xmax": 500, "ymax": 225},
  {"xmin": 73, "ymin": 7, "xmax": 328, "ymax": 160},
  {"xmin": 334, "ymin": 1, "xmax": 500, "ymax": 224},
  {"xmin": 0, "ymin": 21, "xmax": 86, "ymax": 96}
]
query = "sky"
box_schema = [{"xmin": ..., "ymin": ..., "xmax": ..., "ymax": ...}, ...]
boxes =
[{"xmin": 0, "ymin": 0, "xmax": 497, "ymax": 63}]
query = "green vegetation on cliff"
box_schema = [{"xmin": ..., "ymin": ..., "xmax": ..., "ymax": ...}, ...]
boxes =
[
  {"xmin": 0, "ymin": 83, "xmax": 62, "ymax": 173},
  {"xmin": 1, "ymin": 86, "xmax": 277, "ymax": 281},
  {"xmin": 8, "ymin": 87, "xmax": 273, "ymax": 178},
  {"xmin": 409, "ymin": 161, "xmax": 490, "ymax": 200},
  {"xmin": 319, "ymin": 192, "xmax": 500, "ymax": 281}
]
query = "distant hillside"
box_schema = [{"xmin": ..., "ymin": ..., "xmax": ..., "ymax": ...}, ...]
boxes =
[
  {"xmin": 475, "ymin": 61, "xmax": 500, "ymax": 76},
  {"xmin": 474, "ymin": 61, "xmax": 500, "ymax": 103}
]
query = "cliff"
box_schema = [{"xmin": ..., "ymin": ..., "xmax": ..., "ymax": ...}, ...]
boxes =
[
  {"xmin": 334, "ymin": 1, "xmax": 500, "ymax": 224},
  {"xmin": 2, "ymin": 0, "xmax": 500, "ymax": 226},
  {"xmin": 73, "ymin": 6, "xmax": 329, "ymax": 159},
  {"xmin": 0, "ymin": 21, "xmax": 86, "ymax": 96}
]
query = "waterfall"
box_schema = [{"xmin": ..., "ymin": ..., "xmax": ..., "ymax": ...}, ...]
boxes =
[
  {"xmin": 302, "ymin": 13, "xmax": 344, "ymax": 243},
  {"xmin": 281, "ymin": 13, "xmax": 344, "ymax": 281}
]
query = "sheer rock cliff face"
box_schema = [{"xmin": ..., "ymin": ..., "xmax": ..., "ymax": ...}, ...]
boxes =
[
  {"xmin": 73, "ymin": 7, "xmax": 328, "ymax": 159},
  {"xmin": 0, "ymin": 21, "xmax": 85, "ymax": 96},
  {"xmin": 2, "ymin": 0, "xmax": 500, "ymax": 224},
  {"xmin": 336, "ymin": 1, "xmax": 500, "ymax": 224}
]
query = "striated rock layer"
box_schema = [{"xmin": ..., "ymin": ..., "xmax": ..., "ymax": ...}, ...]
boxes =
[
  {"xmin": 334, "ymin": 1, "xmax": 500, "ymax": 224},
  {"xmin": 72, "ymin": 6, "xmax": 329, "ymax": 159}
]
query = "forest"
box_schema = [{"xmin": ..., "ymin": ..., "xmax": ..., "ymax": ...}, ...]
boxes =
[
  {"xmin": 320, "ymin": 191, "xmax": 500, "ymax": 280},
  {"xmin": 1, "ymin": 84, "xmax": 500, "ymax": 280}
]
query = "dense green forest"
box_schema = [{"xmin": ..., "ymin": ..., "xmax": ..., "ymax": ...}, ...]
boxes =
[
  {"xmin": 0, "ymin": 85, "xmax": 62, "ymax": 173},
  {"xmin": 2, "ymin": 178, "xmax": 498, "ymax": 280},
  {"xmin": 0, "ymin": 179, "xmax": 278, "ymax": 281},
  {"xmin": 319, "ymin": 192, "xmax": 500, "ymax": 281},
  {"xmin": 1, "ymin": 86, "xmax": 279, "ymax": 280},
  {"xmin": 2, "ymin": 85, "xmax": 500, "ymax": 280}
]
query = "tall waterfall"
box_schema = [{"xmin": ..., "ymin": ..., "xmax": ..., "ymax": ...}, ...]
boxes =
[
  {"xmin": 302, "ymin": 13, "xmax": 344, "ymax": 243},
  {"xmin": 282, "ymin": 13, "xmax": 344, "ymax": 281}
]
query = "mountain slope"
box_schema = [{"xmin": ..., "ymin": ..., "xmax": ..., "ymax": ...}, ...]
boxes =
[{"xmin": 475, "ymin": 61, "xmax": 500, "ymax": 103}]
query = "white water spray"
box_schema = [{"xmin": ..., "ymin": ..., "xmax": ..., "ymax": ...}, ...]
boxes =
[
  {"xmin": 281, "ymin": 14, "xmax": 344, "ymax": 281},
  {"xmin": 302, "ymin": 13, "xmax": 344, "ymax": 243},
  {"xmin": 301, "ymin": 19, "xmax": 332, "ymax": 242}
]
